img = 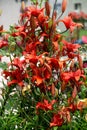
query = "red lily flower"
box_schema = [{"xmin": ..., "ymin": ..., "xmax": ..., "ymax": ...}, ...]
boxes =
[
  {"xmin": 62, "ymin": 40, "xmax": 81, "ymax": 58},
  {"xmin": 36, "ymin": 99, "xmax": 56, "ymax": 111},
  {"xmin": 32, "ymin": 67, "xmax": 51, "ymax": 86},
  {"xmin": 59, "ymin": 16, "xmax": 83, "ymax": 32},
  {"xmin": 67, "ymin": 103, "xmax": 77, "ymax": 112},
  {"xmin": 73, "ymin": 69, "xmax": 86, "ymax": 81},
  {"xmin": 12, "ymin": 57, "xmax": 25, "ymax": 70},
  {"xmin": 38, "ymin": 12, "xmax": 48, "ymax": 24},
  {"xmin": 3, "ymin": 69, "xmax": 28, "ymax": 87},
  {"xmin": 20, "ymin": 10, "xmax": 31, "ymax": 21},
  {"xmin": 12, "ymin": 25, "xmax": 26, "ymax": 39},
  {"xmin": 61, "ymin": 69, "xmax": 85, "ymax": 82},
  {"xmin": 45, "ymin": 57, "xmax": 59, "ymax": 70},
  {"xmin": 44, "ymin": 66, "xmax": 51, "ymax": 79},
  {"xmin": 0, "ymin": 39, "xmax": 8, "ymax": 49},
  {"xmin": 25, "ymin": 54, "xmax": 38, "ymax": 64},
  {"xmin": 25, "ymin": 41, "xmax": 41, "ymax": 54},
  {"xmin": 61, "ymin": 69, "xmax": 85, "ymax": 83},
  {"xmin": 24, "ymin": 52, "xmax": 48, "ymax": 65},
  {"xmin": 32, "ymin": 75, "xmax": 43, "ymax": 86},
  {"xmin": 30, "ymin": 62, "xmax": 51, "ymax": 86},
  {"xmin": 59, "ymin": 107, "xmax": 71, "ymax": 122},
  {"xmin": 61, "ymin": 69, "xmax": 85, "ymax": 91},
  {"xmin": 62, "ymin": 40, "xmax": 81, "ymax": 52},
  {"xmin": 50, "ymin": 114, "xmax": 64, "ymax": 127},
  {"xmin": 27, "ymin": 6, "xmax": 44, "ymax": 17}
]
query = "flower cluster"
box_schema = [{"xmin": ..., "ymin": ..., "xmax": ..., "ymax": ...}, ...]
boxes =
[
  {"xmin": 0, "ymin": 0, "xmax": 87, "ymax": 129},
  {"xmin": 69, "ymin": 11, "xmax": 87, "ymax": 21}
]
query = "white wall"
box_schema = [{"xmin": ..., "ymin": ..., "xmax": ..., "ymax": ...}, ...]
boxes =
[{"xmin": 0, "ymin": 0, "xmax": 31, "ymax": 29}]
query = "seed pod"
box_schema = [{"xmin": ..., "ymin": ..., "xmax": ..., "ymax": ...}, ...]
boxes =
[{"xmin": 62, "ymin": 0, "xmax": 67, "ymax": 13}]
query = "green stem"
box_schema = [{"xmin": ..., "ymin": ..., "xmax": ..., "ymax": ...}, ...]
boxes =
[
  {"xmin": 9, "ymin": 53, "xmax": 14, "ymax": 70},
  {"xmin": 57, "ymin": 12, "xmax": 63, "ymax": 21},
  {"xmin": 52, "ymin": 0, "xmax": 57, "ymax": 18},
  {"xmin": 60, "ymin": 29, "xmax": 68, "ymax": 34}
]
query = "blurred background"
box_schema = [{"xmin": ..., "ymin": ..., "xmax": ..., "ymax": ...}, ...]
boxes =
[
  {"xmin": 0, "ymin": 0, "xmax": 87, "ymax": 30},
  {"xmin": 0, "ymin": 0, "xmax": 30, "ymax": 29}
]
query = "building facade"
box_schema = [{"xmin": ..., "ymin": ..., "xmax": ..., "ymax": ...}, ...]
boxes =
[
  {"xmin": 67, "ymin": 0, "xmax": 87, "ymax": 13},
  {"xmin": 49, "ymin": 0, "xmax": 87, "ymax": 16}
]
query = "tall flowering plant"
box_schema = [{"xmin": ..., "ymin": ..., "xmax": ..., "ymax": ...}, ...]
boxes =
[{"xmin": 0, "ymin": 0, "xmax": 87, "ymax": 129}]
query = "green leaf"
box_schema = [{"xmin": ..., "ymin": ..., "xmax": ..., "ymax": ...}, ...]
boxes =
[
  {"xmin": 0, "ymin": 49, "xmax": 8, "ymax": 56},
  {"xmin": 48, "ymin": 19, "xmax": 53, "ymax": 28},
  {"xmin": 30, "ymin": 0, "xmax": 37, "ymax": 4},
  {"xmin": 33, "ymin": 115, "xmax": 38, "ymax": 121},
  {"xmin": 0, "ymin": 62, "xmax": 7, "ymax": 70},
  {"xmin": 53, "ymin": 126, "xmax": 58, "ymax": 130}
]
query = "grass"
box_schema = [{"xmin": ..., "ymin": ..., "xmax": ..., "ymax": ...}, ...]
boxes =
[
  {"xmin": 63, "ymin": 28, "xmax": 87, "ymax": 39},
  {"xmin": 79, "ymin": 29, "xmax": 87, "ymax": 38}
]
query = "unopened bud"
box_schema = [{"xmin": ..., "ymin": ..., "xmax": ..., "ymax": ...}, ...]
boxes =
[
  {"xmin": 62, "ymin": 0, "xmax": 67, "ymax": 13},
  {"xmin": 20, "ymin": 1, "xmax": 25, "ymax": 13},
  {"xmin": 78, "ymin": 55, "xmax": 83, "ymax": 70},
  {"xmin": 45, "ymin": 1, "xmax": 51, "ymax": 17},
  {"xmin": 51, "ymin": 83, "xmax": 55, "ymax": 96}
]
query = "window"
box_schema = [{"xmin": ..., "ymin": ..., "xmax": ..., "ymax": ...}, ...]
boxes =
[
  {"xmin": 74, "ymin": 3, "xmax": 82, "ymax": 12},
  {"xmin": 15, "ymin": 0, "xmax": 28, "ymax": 2},
  {"xmin": 54, "ymin": 3, "xmax": 62, "ymax": 12}
]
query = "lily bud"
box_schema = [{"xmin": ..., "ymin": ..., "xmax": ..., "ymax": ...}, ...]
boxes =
[
  {"xmin": 51, "ymin": 83, "xmax": 55, "ymax": 96},
  {"xmin": 0, "ymin": 25, "xmax": 3, "ymax": 32},
  {"xmin": 30, "ymin": 16, "xmax": 37, "ymax": 30},
  {"xmin": 62, "ymin": 0, "xmax": 67, "ymax": 13},
  {"xmin": 45, "ymin": 1, "xmax": 51, "ymax": 17},
  {"xmin": 78, "ymin": 55, "xmax": 83, "ymax": 70},
  {"xmin": 20, "ymin": 1, "xmax": 25, "ymax": 13}
]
